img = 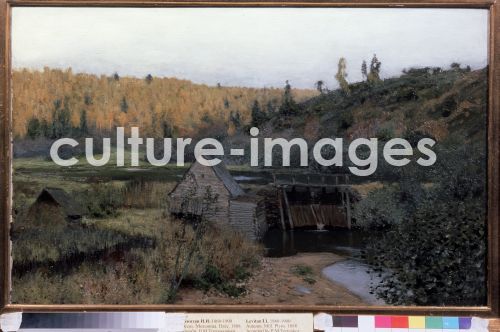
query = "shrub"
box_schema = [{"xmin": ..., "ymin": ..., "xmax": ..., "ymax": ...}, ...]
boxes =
[
  {"xmin": 291, "ymin": 264, "xmax": 313, "ymax": 277},
  {"xmin": 353, "ymin": 186, "xmax": 406, "ymax": 229},
  {"xmin": 339, "ymin": 110, "xmax": 354, "ymax": 130},
  {"xmin": 436, "ymin": 94, "xmax": 457, "ymax": 118},
  {"xmin": 194, "ymin": 264, "xmax": 223, "ymax": 291},
  {"xmin": 26, "ymin": 118, "xmax": 42, "ymax": 139},
  {"xmin": 80, "ymin": 184, "xmax": 124, "ymax": 218},
  {"xmin": 367, "ymin": 197, "xmax": 486, "ymax": 305},
  {"xmin": 221, "ymin": 283, "xmax": 246, "ymax": 297},
  {"xmin": 234, "ymin": 265, "xmax": 252, "ymax": 281},
  {"xmin": 290, "ymin": 264, "xmax": 317, "ymax": 285},
  {"xmin": 375, "ymin": 127, "xmax": 395, "ymax": 141},
  {"xmin": 362, "ymin": 138, "xmax": 487, "ymax": 306},
  {"xmin": 194, "ymin": 264, "xmax": 247, "ymax": 298}
]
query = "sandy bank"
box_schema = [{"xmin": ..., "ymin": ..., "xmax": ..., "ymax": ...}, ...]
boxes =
[{"xmin": 178, "ymin": 252, "xmax": 367, "ymax": 305}]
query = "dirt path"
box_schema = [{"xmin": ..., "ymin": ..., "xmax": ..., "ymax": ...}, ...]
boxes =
[{"xmin": 178, "ymin": 252, "xmax": 367, "ymax": 305}]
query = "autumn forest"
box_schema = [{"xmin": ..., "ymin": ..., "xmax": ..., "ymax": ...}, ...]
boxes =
[{"xmin": 13, "ymin": 68, "xmax": 317, "ymax": 140}]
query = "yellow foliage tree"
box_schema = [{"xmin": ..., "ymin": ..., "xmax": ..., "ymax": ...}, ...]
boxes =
[{"xmin": 12, "ymin": 68, "xmax": 317, "ymax": 139}]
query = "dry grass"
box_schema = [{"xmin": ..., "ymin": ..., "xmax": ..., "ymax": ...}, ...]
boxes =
[
  {"xmin": 122, "ymin": 180, "xmax": 175, "ymax": 209},
  {"xmin": 351, "ymin": 181, "xmax": 384, "ymax": 198},
  {"xmin": 201, "ymin": 227, "xmax": 264, "ymax": 279},
  {"xmin": 12, "ymin": 205, "xmax": 264, "ymax": 304}
]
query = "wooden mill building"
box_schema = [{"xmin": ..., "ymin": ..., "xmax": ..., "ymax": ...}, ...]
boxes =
[{"xmin": 168, "ymin": 161, "xmax": 267, "ymax": 240}]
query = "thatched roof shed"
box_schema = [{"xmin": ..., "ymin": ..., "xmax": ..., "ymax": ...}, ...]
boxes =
[{"xmin": 32, "ymin": 187, "xmax": 84, "ymax": 221}]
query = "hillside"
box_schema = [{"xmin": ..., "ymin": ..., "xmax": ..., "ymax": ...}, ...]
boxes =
[
  {"xmin": 261, "ymin": 66, "xmax": 488, "ymax": 144},
  {"xmin": 12, "ymin": 68, "xmax": 317, "ymax": 139}
]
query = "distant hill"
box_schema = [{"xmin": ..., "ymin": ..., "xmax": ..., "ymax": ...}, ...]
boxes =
[
  {"xmin": 12, "ymin": 68, "xmax": 317, "ymax": 139},
  {"xmin": 259, "ymin": 67, "xmax": 488, "ymax": 144},
  {"xmin": 13, "ymin": 66, "xmax": 487, "ymax": 158}
]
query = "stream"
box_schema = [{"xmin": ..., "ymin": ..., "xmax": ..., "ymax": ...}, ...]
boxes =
[
  {"xmin": 263, "ymin": 228, "xmax": 367, "ymax": 258},
  {"xmin": 322, "ymin": 260, "xmax": 386, "ymax": 305}
]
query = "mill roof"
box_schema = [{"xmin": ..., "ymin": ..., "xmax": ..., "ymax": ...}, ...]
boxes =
[{"xmin": 211, "ymin": 162, "xmax": 245, "ymax": 197}]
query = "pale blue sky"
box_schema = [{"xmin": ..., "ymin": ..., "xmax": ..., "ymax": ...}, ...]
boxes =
[{"xmin": 12, "ymin": 7, "xmax": 489, "ymax": 89}]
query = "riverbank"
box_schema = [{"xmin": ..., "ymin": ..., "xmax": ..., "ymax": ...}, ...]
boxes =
[{"xmin": 178, "ymin": 252, "xmax": 367, "ymax": 305}]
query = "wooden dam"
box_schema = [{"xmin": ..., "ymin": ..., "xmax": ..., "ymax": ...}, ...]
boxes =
[{"xmin": 273, "ymin": 173, "xmax": 353, "ymax": 231}]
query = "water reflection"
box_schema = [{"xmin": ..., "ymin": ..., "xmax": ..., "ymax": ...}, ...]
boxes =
[{"xmin": 262, "ymin": 227, "xmax": 368, "ymax": 258}]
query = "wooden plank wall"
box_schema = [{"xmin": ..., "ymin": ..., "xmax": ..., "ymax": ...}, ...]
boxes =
[{"xmin": 169, "ymin": 163, "xmax": 231, "ymax": 224}]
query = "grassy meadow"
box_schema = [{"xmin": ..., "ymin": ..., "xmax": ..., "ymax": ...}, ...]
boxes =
[{"xmin": 12, "ymin": 155, "xmax": 263, "ymax": 304}]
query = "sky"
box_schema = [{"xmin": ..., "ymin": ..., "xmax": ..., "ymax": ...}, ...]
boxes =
[{"xmin": 12, "ymin": 7, "xmax": 489, "ymax": 89}]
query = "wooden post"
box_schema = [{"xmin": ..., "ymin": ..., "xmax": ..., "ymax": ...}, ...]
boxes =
[
  {"xmin": 310, "ymin": 204, "xmax": 323, "ymax": 230},
  {"xmin": 277, "ymin": 188, "xmax": 286, "ymax": 231},
  {"xmin": 283, "ymin": 188, "xmax": 294, "ymax": 229},
  {"xmin": 282, "ymin": 231, "xmax": 288, "ymax": 256},
  {"xmin": 345, "ymin": 190, "xmax": 352, "ymax": 229}
]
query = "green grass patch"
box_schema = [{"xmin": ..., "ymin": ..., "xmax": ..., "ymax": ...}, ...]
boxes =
[{"xmin": 291, "ymin": 264, "xmax": 314, "ymax": 277}]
